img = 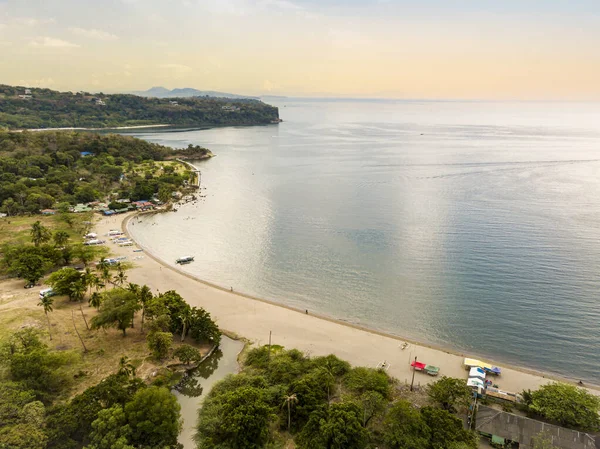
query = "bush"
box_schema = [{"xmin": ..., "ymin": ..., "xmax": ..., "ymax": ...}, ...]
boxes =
[{"xmin": 147, "ymin": 332, "xmax": 172, "ymax": 360}]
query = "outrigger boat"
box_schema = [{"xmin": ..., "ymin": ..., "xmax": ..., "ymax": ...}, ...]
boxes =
[
  {"xmin": 411, "ymin": 361, "xmax": 440, "ymax": 376},
  {"xmin": 176, "ymin": 256, "xmax": 195, "ymax": 264}
]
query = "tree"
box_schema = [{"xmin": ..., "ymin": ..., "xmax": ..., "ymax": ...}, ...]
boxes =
[
  {"xmin": 8, "ymin": 251, "xmax": 50, "ymax": 285},
  {"xmin": 117, "ymin": 356, "xmax": 136, "ymax": 378},
  {"xmin": 47, "ymin": 267, "xmax": 83, "ymax": 301},
  {"xmin": 383, "ymin": 400, "xmax": 430, "ymax": 449},
  {"xmin": 427, "ymin": 377, "xmax": 472, "ymax": 412},
  {"xmin": 527, "ymin": 382, "xmax": 600, "ymax": 430},
  {"xmin": 343, "ymin": 366, "xmax": 391, "ymax": 399},
  {"xmin": 30, "ymin": 221, "xmax": 52, "ymax": 247},
  {"xmin": 89, "ymin": 291, "xmax": 102, "ymax": 309},
  {"xmin": 86, "ymin": 405, "xmax": 133, "ymax": 449},
  {"xmin": 114, "ymin": 263, "xmax": 127, "ymax": 286},
  {"xmin": 188, "ymin": 306, "xmax": 221, "ymax": 345},
  {"xmin": 196, "ymin": 385, "xmax": 274, "ymax": 449},
  {"xmin": 147, "ymin": 331, "xmax": 172, "ymax": 360},
  {"xmin": 37, "ymin": 295, "xmax": 54, "ymax": 341},
  {"xmin": 173, "ymin": 344, "xmax": 201, "ymax": 365},
  {"xmin": 297, "ymin": 402, "xmax": 369, "ymax": 449},
  {"xmin": 91, "ymin": 289, "xmax": 140, "ymax": 336},
  {"xmin": 358, "ymin": 390, "xmax": 386, "ymax": 427},
  {"xmin": 72, "ymin": 244, "xmax": 96, "ymax": 267},
  {"xmin": 124, "ymin": 386, "xmax": 181, "ymax": 448},
  {"xmin": 282, "ymin": 393, "xmax": 298, "ymax": 431},
  {"xmin": 53, "ymin": 230, "xmax": 70, "ymax": 247},
  {"xmin": 420, "ymin": 406, "xmax": 477, "ymax": 449}
]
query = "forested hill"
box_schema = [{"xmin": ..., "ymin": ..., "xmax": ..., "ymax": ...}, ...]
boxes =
[{"xmin": 0, "ymin": 84, "xmax": 280, "ymax": 130}]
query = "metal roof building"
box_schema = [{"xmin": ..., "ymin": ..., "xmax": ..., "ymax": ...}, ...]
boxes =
[{"xmin": 476, "ymin": 406, "xmax": 596, "ymax": 449}]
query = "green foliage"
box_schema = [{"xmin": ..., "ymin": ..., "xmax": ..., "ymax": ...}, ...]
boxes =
[
  {"xmin": 2, "ymin": 329, "xmax": 72, "ymax": 400},
  {"xmin": 196, "ymin": 385, "xmax": 274, "ymax": 449},
  {"xmin": 91, "ymin": 289, "xmax": 140, "ymax": 336},
  {"xmin": 53, "ymin": 230, "xmax": 70, "ymax": 247},
  {"xmin": 47, "ymin": 267, "xmax": 83, "ymax": 300},
  {"xmin": 146, "ymin": 290, "xmax": 221, "ymax": 345},
  {"xmin": 0, "ymin": 84, "xmax": 279, "ymax": 129},
  {"xmin": 123, "ymin": 386, "xmax": 181, "ymax": 448},
  {"xmin": 427, "ymin": 376, "xmax": 472, "ymax": 412},
  {"xmin": 531, "ymin": 432, "xmax": 558, "ymax": 449},
  {"xmin": 173, "ymin": 344, "xmax": 202, "ymax": 365},
  {"xmin": 147, "ymin": 331, "xmax": 173, "ymax": 360},
  {"xmin": 343, "ymin": 366, "xmax": 392, "ymax": 398},
  {"xmin": 527, "ymin": 382, "xmax": 600, "ymax": 430},
  {"xmin": 383, "ymin": 400, "xmax": 431, "ymax": 449},
  {"xmin": 30, "ymin": 220, "xmax": 52, "ymax": 246},
  {"xmin": 5, "ymin": 248, "xmax": 53, "ymax": 284},
  {"xmin": 297, "ymin": 402, "xmax": 368, "ymax": 449},
  {"xmin": 86, "ymin": 405, "xmax": 133, "ymax": 449},
  {"xmin": 0, "ymin": 130, "xmax": 191, "ymax": 217},
  {"xmin": 420, "ymin": 406, "xmax": 477, "ymax": 449}
]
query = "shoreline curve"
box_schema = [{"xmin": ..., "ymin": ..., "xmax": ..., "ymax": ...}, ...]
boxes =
[{"xmin": 118, "ymin": 212, "xmax": 599, "ymax": 393}]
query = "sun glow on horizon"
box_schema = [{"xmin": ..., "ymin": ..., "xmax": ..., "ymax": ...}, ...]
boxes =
[{"xmin": 1, "ymin": 0, "xmax": 600, "ymax": 100}]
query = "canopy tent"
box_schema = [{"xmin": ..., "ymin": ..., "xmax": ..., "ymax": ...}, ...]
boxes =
[{"xmin": 469, "ymin": 367, "xmax": 486, "ymax": 380}]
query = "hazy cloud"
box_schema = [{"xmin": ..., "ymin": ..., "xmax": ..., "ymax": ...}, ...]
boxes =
[
  {"xmin": 30, "ymin": 37, "xmax": 80, "ymax": 48},
  {"xmin": 70, "ymin": 27, "xmax": 118, "ymax": 41},
  {"xmin": 15, "ymin": 17, "xmax": 55, "ymax": 26}
]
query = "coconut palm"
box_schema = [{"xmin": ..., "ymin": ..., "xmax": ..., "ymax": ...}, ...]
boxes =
[
  {"xmin": 37, "ymin": 295, "xmax": 54, "ymax": 340},
  {"xmin": 70, "ymin": 279, "xmax": 89, "ymax": 330},
  {"xmin": 138, "ymin": 285, "xmax": 153, "ymax": 333},
  {"xmin": 89, "ymin": 291, "xmax": 102, "ymax": 309},
  {"xmin": 30, "ymin": 221, "xmax": 52, "ymax": 247},
  {"xmin": 53, "ymin": 230, "xmax": 70, "ymax": 247},
  {"xmin": 114, "ymin": 263, "xmax": 127, "ymax": 286},
  {"xmin": 282, "ymin": 393, "xmax": 298, "ymax": 431},
  {"xmin": 117, "ymin": 356, "xmax": 136, "ymax": 377}
]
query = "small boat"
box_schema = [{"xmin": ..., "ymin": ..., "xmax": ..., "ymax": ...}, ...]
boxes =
[
  {"xmin": 176, "ymin": 256, "xmax": 194, "ymax": 264},
  {"xmin": 411, "ymin": 361, "xmax": 440, "ymax": 376}
]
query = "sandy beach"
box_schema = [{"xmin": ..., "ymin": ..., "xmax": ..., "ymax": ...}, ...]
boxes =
[{"xmin": 93, "ymin": 213, "xmax": 596, "ymax": 395}]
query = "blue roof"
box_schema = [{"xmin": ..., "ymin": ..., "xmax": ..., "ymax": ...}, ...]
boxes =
[{"xmin": 80, "ymin": 151, "xmax": 94, "ymax": 156}]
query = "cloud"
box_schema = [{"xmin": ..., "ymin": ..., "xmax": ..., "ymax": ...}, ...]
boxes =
[
  {"xmin": 258, "ymin": 0, "xmax": 301, "ymax": 11},
  {"xmin": 70, "ymin": 27, "xmax": 118, "ymax": 41},
  {"xmin": 15, "ymin": 17, "xmax": 55, "ymax": 26},
  {"xmin": 29, "ymin": 37, "xmax": 80, "ymax": 48}
]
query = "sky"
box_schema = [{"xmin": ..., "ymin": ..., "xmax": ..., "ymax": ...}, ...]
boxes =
[{"xmin": 1, "ymin": 0, "xmax": 600, "ymax": 99}]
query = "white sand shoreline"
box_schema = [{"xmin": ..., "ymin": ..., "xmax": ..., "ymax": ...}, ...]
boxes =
[
  {"xmin": 10, "ymin": 124, "xmax": 170, "ymax": 132},
  {"xmin": 94, "ymin": 212, "xmax": 599, "ymax": 395}
]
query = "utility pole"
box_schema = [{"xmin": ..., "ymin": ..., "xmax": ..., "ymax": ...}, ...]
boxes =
[
  {"xmin": 267, "ymin": 331, "xmax": 272, "ymax": 362},
  {"xmin": 410, "ymin": 356, "xmax": 417, "ymax": 391}
]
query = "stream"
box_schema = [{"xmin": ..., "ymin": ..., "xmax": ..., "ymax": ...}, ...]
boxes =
[{"xmin": 172, "ymin": 336, "xmax": 245, "ymax": 448}]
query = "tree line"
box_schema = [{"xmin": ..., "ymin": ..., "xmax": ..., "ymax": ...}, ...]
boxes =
[
  {"xmin": 0, "ymin": 131, "xmax": 197, "ymax": 216},
  {"xmin": 0, "ymin": 84, "xmax": 280, "ymax": 129}
]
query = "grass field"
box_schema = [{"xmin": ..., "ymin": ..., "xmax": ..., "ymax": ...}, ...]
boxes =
[{"xmin": 0, "ymin": 278, "xmax": 211, "ymax": 399}]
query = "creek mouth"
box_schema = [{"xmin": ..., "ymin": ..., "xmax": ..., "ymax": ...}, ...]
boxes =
[{"xmin": 172, "ymin": 336, "xmax": 245, "ymax": 449}]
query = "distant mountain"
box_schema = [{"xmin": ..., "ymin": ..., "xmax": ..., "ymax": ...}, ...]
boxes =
[{"xmin": 131, "ymin": 86, "xmax": 258, "ymax": 100}]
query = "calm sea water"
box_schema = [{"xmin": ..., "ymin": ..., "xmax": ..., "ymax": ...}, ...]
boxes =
[{"xmin": 126, "ymin": 99, "xmax": 600, "ymax": 383}]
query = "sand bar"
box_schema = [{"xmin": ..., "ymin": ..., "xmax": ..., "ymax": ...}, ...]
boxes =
[{"xmin": 93, "ymin": 213, "xmax": 597, "ymax": 395}]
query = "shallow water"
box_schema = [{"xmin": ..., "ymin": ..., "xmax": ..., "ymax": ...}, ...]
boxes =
[
  {"xmin": 172, "ymin": 337, "xmax": 244, "ymax": 448},
  {"xmin": 126, "ymin": 99, "xmax": 600, "ymax": 383}
]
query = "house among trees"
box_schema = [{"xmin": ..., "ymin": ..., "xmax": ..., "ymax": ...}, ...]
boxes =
[
  {"xmin": 475, "ymin": 406, "xmax": 596, "ymax": 449},
  {"xmin": 40, "ymin": 209, "xmax": 56, "ymax": 215}
]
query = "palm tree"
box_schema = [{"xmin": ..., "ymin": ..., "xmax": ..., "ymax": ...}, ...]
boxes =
[
  {"xmin": 117, "ymin": 356, "xmax": 136, "ymax": 377},
  {"xmin": 179, "ymin": 312, "xmax": 190, "ymax": 342},
  {"xmin": 282, "ymin": 394, "xmax": 298, "ymax": 431},
  {"xmin": 30, "ymin": 221, "xmax": 52, "ymax": 247},
  {"xmin": 83, "ymin": 267, "xmax": 97, "ymax": 298},
  {"xmin": 320, "ymin": 364, "xmax": 336, "ymax": 404},
  {"xmin": 89, "ymin": 291, "xmax": 102, "ymax": 309},
  {"xmin": 70, "ymin": 280, "xmax": 89, "ymax": 330},
  {"xmin": 53, "ymin": 230, "xmax": 70, "ymax": 247},
  {"xmin": 114, "ymin": 263, "xmax": 127, "ymax": 286},
  {"xmin": 37, "ymin": 295, "xmax": 54, "ymax": 340},
  {"xmin": 138, "ymin": 285, "xmax": 153, "ymax": 333}
]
